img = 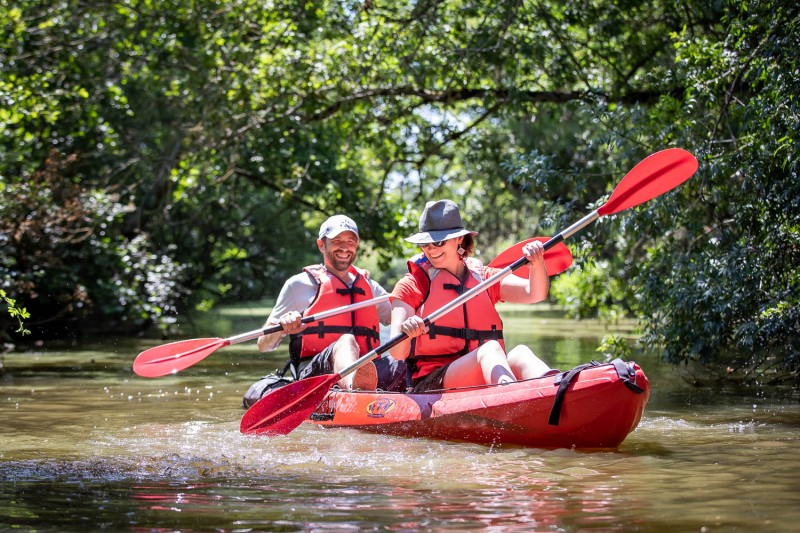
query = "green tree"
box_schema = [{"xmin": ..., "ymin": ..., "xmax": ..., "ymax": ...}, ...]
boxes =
[
  {"xmin": 509, "ymin": 0, "xmax": 799, "ymax": 382},
  {"xmin": 1, "ymin": 0, "xmax": 797, "ymax": 384},
  {"xmin": 632, "ymin": 1, "xmax": 800, "ymax": 382},
  {"xmin": 1, "ymin": 1, "xmax": 401, "ymax": 336}
]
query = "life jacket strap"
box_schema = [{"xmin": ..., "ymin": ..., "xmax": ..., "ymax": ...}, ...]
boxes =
[
  {"xmin": 299, "ymin": 322, "xmax": 380, "ymax": 341},
  {"xmin": 442, "ymin": 282, "xmax": 467, "ymax": 295},
  {"xmin": 336, "ymin": 286, "xmax": 367, "ymax": 297},
  {"xmin": 427, "ymin": 324, "xmax": 503, "ymax": 343}
]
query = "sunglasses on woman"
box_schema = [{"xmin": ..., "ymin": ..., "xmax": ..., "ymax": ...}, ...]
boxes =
[{"xmin": 419, "ymin": 240, "xmax": 448, "ymax": 250}]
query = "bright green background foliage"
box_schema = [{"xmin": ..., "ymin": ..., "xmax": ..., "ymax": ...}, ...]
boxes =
[{"xmin": 1, "ymin": 1, "xmax": 797, "ymax": 382}]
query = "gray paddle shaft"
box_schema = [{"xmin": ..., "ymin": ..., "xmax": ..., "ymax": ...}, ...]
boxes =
[{"xmin": 226, "ymin": 294, "xmax": 391, "ymax": 345}]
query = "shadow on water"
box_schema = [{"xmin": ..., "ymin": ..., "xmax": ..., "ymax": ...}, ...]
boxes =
[{"xmin": 2, "ymin": 304, "xmax": 800, "ymax": 531}]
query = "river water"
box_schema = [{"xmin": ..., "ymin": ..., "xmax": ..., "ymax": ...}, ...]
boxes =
[{"xmin": 2, "ymin": 305, "xmax": 799, "ymax": 531}]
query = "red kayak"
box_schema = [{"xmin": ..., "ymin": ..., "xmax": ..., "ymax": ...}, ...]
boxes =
[{"xmin": 308, "ymin": 359, "xmax": 649, "ymax": 449}]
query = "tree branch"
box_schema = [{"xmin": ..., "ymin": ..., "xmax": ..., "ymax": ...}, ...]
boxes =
[{"xmin": 309, "ymin": 86, "xmax": 683, "ymax": 122}]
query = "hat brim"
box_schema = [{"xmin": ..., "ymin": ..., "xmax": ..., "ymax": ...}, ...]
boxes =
[
  {"xmin": 404, "ymin": 228, "xmax": 477, "ymax": 244},
  {"xmin": 321, "ymin": 227, "xmax": 359, "ymax": 239}
]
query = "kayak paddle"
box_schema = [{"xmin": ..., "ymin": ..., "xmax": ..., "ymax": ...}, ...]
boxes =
[
  {"xmin": 239, "ymin": 243, "xmax": 575, "ymax": 436},
  {"xmin": 133, "ymin": 294, "xmax": 390, "ymax": 378},
  {"xmin": 240, "ymin": 147, "xmax": 697, "ymax": 436},
  {"xmin": 488, "ymin": 237, "xmax": 573, "ymax": 276},
  {"xmin": 134, "ymin": 242, "xmax": 570, "ymax": 379}
]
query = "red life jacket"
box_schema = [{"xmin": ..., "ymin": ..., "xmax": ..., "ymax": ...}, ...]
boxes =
[
  {"xmin": 407, "ymin": 254, "xmax": 504, "ymax": 381},
  {"xmin": 289, "ymin": 265, "xmax": 381, "ymax": 362}
]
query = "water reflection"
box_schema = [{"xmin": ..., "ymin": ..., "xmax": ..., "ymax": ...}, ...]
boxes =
[
  {"xmin": 2, "ymin": 311, "xmax": 800, "ymax": 531},
  {"xmin": 115, "ymin": 443, "xmax": 646, "ymax": 532}
]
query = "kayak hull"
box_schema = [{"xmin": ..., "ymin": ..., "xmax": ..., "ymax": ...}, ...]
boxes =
[{"xmin": 308, "ymin": 360, "xmax": 649, "ymax": 449}]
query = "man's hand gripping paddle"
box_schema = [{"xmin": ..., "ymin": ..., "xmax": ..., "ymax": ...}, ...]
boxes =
[{"xmin": 133, "ymin": 295, "xmax": 391, "ymax": 378}]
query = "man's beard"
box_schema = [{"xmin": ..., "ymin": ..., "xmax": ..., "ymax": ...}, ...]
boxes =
[{"xmin": 326, "ymin": 251, "xmax": 354, "ymax": 272}]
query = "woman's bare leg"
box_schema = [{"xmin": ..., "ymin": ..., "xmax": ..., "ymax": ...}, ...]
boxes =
[
  {"xmin": 444, "ymin": 341, "xmax": 516, "ymax": 388},
  {"xmin": 507, "ymin": 344, "xmax": 550, "ymax": 380}
]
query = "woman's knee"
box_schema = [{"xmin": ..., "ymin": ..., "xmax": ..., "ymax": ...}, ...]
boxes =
[
  {"xmin": 508, "ymin": 344, "xmax": 549, "ymax": 378},
  {"xmin": 507, "ymin": 344, "xmax": 534, "ymax": 362},
  {"xmin": 475, "ymin": 340, "xmax": 505, "ymax": 363}
]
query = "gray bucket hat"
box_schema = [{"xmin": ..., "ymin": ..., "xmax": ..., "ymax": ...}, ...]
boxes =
[{"xmin": 405, "ymin": 199, "xmax": 478, "ymax": 244}]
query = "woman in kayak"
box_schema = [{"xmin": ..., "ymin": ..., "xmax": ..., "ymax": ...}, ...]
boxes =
[{"xmin": 390, "ymin": 199, "xmax": 551, "ymax": 392}]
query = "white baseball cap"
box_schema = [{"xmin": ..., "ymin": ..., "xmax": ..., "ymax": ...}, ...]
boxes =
[{"xmin": 318, "ymin": 215, "xmax": 359, "ymax": 239}]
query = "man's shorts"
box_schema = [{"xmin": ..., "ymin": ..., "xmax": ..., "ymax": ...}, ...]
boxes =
[{"xmin": 298, "ymin": 343, "xmax": 408, "ymax": 392}]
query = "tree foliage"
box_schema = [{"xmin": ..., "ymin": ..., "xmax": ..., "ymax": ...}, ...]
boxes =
[
  {"xmin": 1, "ymin": 0, "xmax": 797, "ymax": 382},
  {"xmin": 632, "ymin": 1, "xmax": 800, "ymax": 382}
]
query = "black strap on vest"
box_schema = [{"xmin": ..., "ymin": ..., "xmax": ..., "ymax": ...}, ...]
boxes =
[
  {"xmin": 301, "ymin": 323, "xmax": 380, "ymax": 340},
  {"xmin": 548, "ymin": 359, "xmax": 645, "ymax": 426},
  {"xmin": 408, "ymin": 325, "xmax": 503, "ymax": 376},
  {"xmin": 442, "ymin": 282, "xmax": 467, "ymax": 295},
  {"xmin": 336, "ymin": 286, "xmax": 366, "ymax": 297},
  {"xmin": 426, "ymin": 324, "xmax": 504, "ymax": 342}
]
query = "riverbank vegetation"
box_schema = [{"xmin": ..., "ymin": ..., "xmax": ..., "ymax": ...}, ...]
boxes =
[{"xmin": 1, "ymin": 1, "xmax": 797, "ymax": 382}]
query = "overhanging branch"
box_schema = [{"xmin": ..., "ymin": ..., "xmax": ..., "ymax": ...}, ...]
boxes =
[{"xmin": 310, "ymin": 86, "xmax": 684, "ymax": 121}]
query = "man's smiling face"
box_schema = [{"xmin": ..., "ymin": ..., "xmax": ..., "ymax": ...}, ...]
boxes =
[{"xmin": 318, "ymin": 231, "xmax": 359, "ymax": 275}]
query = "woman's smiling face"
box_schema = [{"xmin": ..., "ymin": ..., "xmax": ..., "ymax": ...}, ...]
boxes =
[{"xmin": 420, "ymin": 237, "xmax": 462, "ymax": 270}]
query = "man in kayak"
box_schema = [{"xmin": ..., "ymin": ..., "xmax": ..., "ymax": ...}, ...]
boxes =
[
  {"xmin": 389, "ymin": 199, "xmax": 551, "ymax": 393},
  {"xmin": 245, "ymin": 215, "xmax": 406, "ymax": 406}
]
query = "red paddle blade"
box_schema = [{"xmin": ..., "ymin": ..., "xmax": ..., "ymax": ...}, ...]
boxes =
[
  {"xmin": 240, "ymin": 373, "xmax": 340, "ymax": 435},
  {"xmin": 487, "ymin": 238, "xmax": 573, "ymax": 278},
  {"xmin": 133, "ymin": 338, "xmax": 228, "ymax": 378},
  {"xmin": 599, "ymin": 148, "xmax": 698, "ymax": 216}
]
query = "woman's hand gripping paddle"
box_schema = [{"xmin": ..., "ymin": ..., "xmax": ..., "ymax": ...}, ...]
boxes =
[
  {"xmin": 240, "ymin": 148, "xmax": 697, "ymax": 436},
  {"xmin": 132, "ymin": 295, "xmax": 390, "ymax": 378},
  {"xmin": 488, "ymin": 237, "xmax": 573, "ymax": 276}
]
